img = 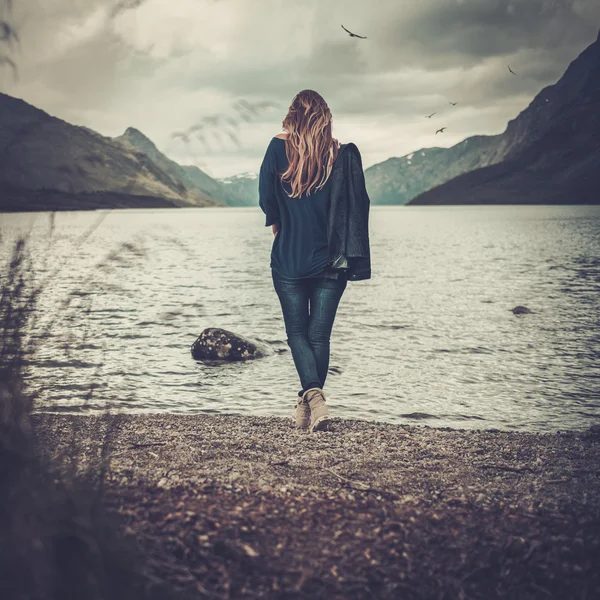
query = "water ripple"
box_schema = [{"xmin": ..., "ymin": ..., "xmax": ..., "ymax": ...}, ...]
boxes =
[{"xmin": 2, "ymin": 205, "xmax": 599, "ymax": 432}]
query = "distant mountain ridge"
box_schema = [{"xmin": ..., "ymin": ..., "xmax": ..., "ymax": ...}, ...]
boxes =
[
  {"xmin": 217, "ymin": 171, "xmax": 259, "ymax": 207},
  {"xmin": 0, "ymin": 92, "xmax": 228, "ymax": 210},
  {"xmin": 0, "ymin": 180, "xmax": 179, "ymax": 213},
  {"xmin": 365, "ymin": 31, "xmax": 600, "ymax": 205},
  {"xmin": 5, "ymin": 25, "xmax": 597, "ymax": 214},
  {"xmin": 0, "ymin": 90, "xmax": 263, "ymax": 211},
  {"xmin": 407, "ymin": 30, "xmax": 600, "ymax": 205},
  {"xmin": 114, "ymin": 127, "xmax": 255, "ymax": 206},
  {"xmin": 364, "ymin": 136, "xmax": 499, "ymax": 205}
]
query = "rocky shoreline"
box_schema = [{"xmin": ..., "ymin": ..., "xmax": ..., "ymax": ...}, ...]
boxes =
[{"xmin": 31, "ymin": 413, "xmax": 600, "ymax": 599}]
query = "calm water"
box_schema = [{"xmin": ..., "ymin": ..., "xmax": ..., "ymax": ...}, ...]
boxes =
[{"xmin": 1, "ymin": 205, "xmax": 599, "ymax": 432}]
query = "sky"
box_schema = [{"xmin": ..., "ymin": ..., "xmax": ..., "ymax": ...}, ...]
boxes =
[{"xmin": 1, "ymin": 0, "xmax": 599, "ymax": 179}]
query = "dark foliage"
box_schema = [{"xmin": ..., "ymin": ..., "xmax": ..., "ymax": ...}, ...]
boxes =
[{"xmin": 0, "ymin": 233, "xmax": 184, "ymax": 600}]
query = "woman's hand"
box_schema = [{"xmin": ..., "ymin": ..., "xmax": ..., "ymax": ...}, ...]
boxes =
[{"xmin": 272, "ymin": 222, "xmax": 280, "ymax": 237}]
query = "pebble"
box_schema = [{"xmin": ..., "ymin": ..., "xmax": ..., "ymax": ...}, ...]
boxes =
[{"xmin": 30, "ymin": 413, "xmax": 600, "ymax": 517}]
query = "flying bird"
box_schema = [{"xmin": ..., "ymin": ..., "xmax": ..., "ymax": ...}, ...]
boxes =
[
  {"xmin": 341, "ymin": 24, "xmax": 367, "ymax": 39},
  {"xmin": 508, "ymin": 64, "xmax": 516, "ymax": 75},
  {"xmin": 435, "ymin": 127, "xmax": 446, "ymax": 135},
  {"xmin": 448, "ymin": 101, "xmax": 458, "ymax": 106},
  {"xmin": 426, "ymin": 112, "xmax": 436, "ymax": 118}
]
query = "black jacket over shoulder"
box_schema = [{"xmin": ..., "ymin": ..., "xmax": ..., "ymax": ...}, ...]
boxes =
[{"xmin": 326, "ymin": 142, "xmax": 371, "ymax": 281}]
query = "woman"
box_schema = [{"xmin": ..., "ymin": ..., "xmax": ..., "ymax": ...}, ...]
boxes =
[{"xmin": 259, "ymin": 89, "xmax": 371, "ymax": 433}]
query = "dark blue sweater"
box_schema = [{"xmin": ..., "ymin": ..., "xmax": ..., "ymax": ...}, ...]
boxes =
[{"xmin": 259, "ymin": 137, "xmax": 339, "ymax": 280}]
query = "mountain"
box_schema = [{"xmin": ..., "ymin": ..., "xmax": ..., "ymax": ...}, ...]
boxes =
[
  {"xmin": 364, "ymin": 136, "xmax": 500, "ymax": 205},
  {"xmin": 365, "ymin": 32, "xmax": 600, "ymax": 206},
  {"xmin": 408, "ymin": 31, "xmax": 600, "ymax": 205},
  {"xmin": 114, "ymin": 127, "xmax": 245, "ymax": 206},
  {"xmin": 216, "ymin": 171, "xmax": 258, "ymax": 206},
  {"xmin": 0, "ymin": 181, "xmax": 179, "ymax": 213},
  {"xmin": 0, "ymin": 92, "xmax": 223, "ymax": 211}
]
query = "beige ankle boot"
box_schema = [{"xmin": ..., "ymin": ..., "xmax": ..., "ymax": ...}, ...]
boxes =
[
  {"xmin": 303, "ymin": 387, "xmax": 331, "ymax": 432},
  {"xmin": 293, "ymin": 394, "xmax": 311, "ymax": 428}
]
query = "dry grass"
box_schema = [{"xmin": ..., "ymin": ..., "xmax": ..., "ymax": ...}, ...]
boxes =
[{"xmin": 0, "ymin": 232, "xmax": 185, "ymax": 600}]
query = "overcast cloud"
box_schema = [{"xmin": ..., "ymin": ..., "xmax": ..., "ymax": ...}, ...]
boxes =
[{"xmin": 1, "ymin": 0, "xmax": 599, "ymax": 177}]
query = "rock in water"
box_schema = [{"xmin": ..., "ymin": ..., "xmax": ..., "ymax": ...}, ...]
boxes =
[
  {"xmin": 511, "ymin": 306, "xmax": 532, "ymax": 315},
  {"xmin": 191, "ymin": 328, "xmax": 271, "ymax": 362}
]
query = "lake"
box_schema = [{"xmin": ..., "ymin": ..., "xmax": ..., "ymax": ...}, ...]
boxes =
[{"xmin": 1, "ymin": 205, "xmax": 599, "ymax": 432}]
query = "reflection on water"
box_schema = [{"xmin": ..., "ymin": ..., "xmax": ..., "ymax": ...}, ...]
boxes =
[{"xmin": 1, "ymin": 205, "xmax": 599, "ymax": 432}]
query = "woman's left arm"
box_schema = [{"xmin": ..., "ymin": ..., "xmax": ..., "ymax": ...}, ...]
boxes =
[{"xmin": 258, "ymin": 142, "xmax": 281, "ymax": 228}]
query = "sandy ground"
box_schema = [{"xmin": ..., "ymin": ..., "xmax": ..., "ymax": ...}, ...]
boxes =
[{"xmin": 31, "ymin": 413, "xmax": 600, "ymax": 599}]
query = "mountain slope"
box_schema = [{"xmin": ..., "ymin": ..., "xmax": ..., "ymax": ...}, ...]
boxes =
[
  {"xmin": 216, "ymin": 172, "xmax": 258, "ymax": 207},
  {"xmin": 364, "ymin": 136, "xmax": 499, "ymax": 205},
  {"xmin": 0, "ymin": 93, "xmax": 223, "ymax": 210},
  {"xmin": 408, "ymin": 31, "xmax": 600, "ymax": 205},
  {"xmin": 113, "ymin": 127, "xmax": 240, "ymax": 205},
  {"xmin": 0, "ymin": 181, "xmax": 179, "ymax": 212}
]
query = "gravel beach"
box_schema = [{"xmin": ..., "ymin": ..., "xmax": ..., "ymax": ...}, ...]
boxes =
[{"xmin": 32, "ymin": 413, "xmax": 600, "ymax": 599}]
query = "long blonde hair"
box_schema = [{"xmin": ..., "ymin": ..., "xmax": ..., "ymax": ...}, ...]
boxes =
[{"xmin": 280, "ymin": 89, "xmax": 340, "ymax": 198}]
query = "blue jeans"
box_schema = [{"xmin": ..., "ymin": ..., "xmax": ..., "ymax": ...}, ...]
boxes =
[{"xmin": 272, "ymin": 268, "xmax": 348, "ymax": 397}]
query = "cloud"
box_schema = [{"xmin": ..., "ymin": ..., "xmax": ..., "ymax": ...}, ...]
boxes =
[
  {"xmin": 368, "ymin": 0, "xmax": 600, "ymax": 70},
  {"xmin": 1, "ymin": 0, "xmax": 599, "ymax": 177}
]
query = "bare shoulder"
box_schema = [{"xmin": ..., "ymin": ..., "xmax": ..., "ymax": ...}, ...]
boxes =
[{"xmin": 274, "ymin": 133, "xmax": 288, "ymax": 140}]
